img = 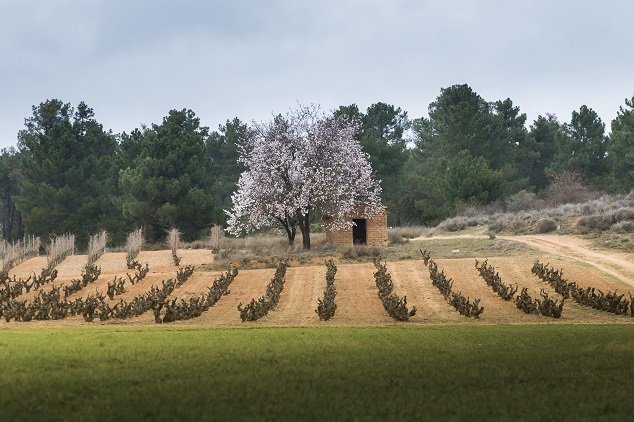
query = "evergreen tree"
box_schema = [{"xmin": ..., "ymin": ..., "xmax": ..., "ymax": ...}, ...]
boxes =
[
  {"xmin": 16, "ymin": 100, "xmax": 123, "ymax": 247},
  {"xmin": 119, "ymin": 109, "xmax": 214, "ymax": 242},
  {"xmin": 550, "ymin": 105, "xmax": 608, "ymax": 186},
  {"xmin": 0, "ymin": 148, "xmax": 24, "ymax": 241},
  {"xmin": 522, "ymin": 114, "xmax": 561, "ymax": 191},
  {"xmin": 206, "ymin": 118, "xmax": 248, "ymax": 225},
  {"xmin": 607, "ymin": 95, "xmax": 634, "ymax": 192},
  {"xmin": 335, "ymin": 102, "xmax": 409, "ymax": 224},
  {"xmin": 409, "ymin": 85, "xmax": 517, "ymax": 223}
]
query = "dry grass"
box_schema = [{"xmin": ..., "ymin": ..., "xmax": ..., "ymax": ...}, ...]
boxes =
[
  {"xmin": 46, "ymin": 233, "xmax": 75, "ymax": 270},
  {"xmin": 388, "ymin": 225, "xmax": 429, "ymax": 244},
  {"xmin": 0, "ymin": 236, "xmax": 40, "ymax": 272},
  {"xmin": 167, "ymin": 228, "xmax": 182, "ymax": 266},
  {"xmin": 87, "ymin": 230, "xmax": 108, "ymax": 265},
  {"xmin": 211, "ymin": 233, "xmax": 335, "ymax": 269},
  {"xmin": 209, "ymin": 225, "xmax": 224, "ymax": 252},
  {"xmin": 125, "ymin": 228, "xmax": 144, "ymax": 264}
]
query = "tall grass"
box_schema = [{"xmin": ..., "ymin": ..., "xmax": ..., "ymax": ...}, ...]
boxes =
[
  {"xmin": 0, "ymin": 236, "xmax": 40, "ymax": 272},
  {"xmin": 87, "ymin": 230, "xmax": 108, "ymax": 265},
  {"xmin": 125, "ymin": 228, "xmax": 144, "ymax": 268},
  {"xmin": 209, "ymin": 224, "xmax": 224, "ymax": 253},
  {"xmin": 388, "ymin": 226, "xmax": 429, "ymax": 244},
  {"xmin": 167, "ymin": 228, "xmax": 181, "ymax": 266},
  {"xmin": 46, "ymin": 233, "xmax": 75, "ymax": 271}
]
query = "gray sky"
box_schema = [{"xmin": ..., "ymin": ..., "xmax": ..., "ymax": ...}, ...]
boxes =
[{"xmin": 1, "ymin": 0, "xmax": 633, "ymax": 148}]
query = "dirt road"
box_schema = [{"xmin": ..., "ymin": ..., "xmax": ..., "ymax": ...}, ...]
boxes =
[
  {"xmin": 420, "ymin": 233, "xmax": 634, "ymax": 290},
  {"xmin": 500, "ymin": 234, "xmax": 634, "ymax": 290}
]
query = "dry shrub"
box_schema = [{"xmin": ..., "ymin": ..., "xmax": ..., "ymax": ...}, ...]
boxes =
[
  {"xmin": 535, "ymin": 218, "xmax": 558, "ymax": 233},
  {"xmin": 0, "ymin": 236, "xmax": 40, "ymax": 271},
  {"xmin": 546, "ymin": 171, "xmax": 598, "ymax": 206},
  {"xmin": 388, "ymin": 231, "xmax": 408, "ymax": 245},
  {"xmin": 125, "ymin": 228, "xmax": 144, "ymax": 265},
  {"xmin": 47, "ymin": 233, "xmax": 75, "ymax": 270},
  {"xmin": 458, "ymin": 202, "xmax": 504, "ymax": 217},
  {"xmin": 342, "ymin": 245, "xmax": 381, "ymax": 259},
  {"xmin": 577, "ymin": 215, "xmax": 612, "ymax": 231},
  {"xmin": 612, "ymin": 207, "xmax": 634, "ymax": 222},
  {"xmin": 488, "ymin": 221, "xmax": 505, "ymax": 233},
  {"xmin": 87, "ymin": 230, "xmax": 108, "ymax": 265},
  {"xmin": 167, "ymin": 228, "xmax": 182, "ymax": 266},
  {"xmin": 209, "ymin": 224, "xmax": 224, "ymax": 252},
  {"xmin": 612, "ymin": 220, "xmax": 634, "ymax": 233},
  {"xmin": 389, "ymin": 225, "xmax": 427, "ymax": 239},
  {"xmin": 505, "ymin": 190, "xmax": 545, "ymax": 212},
  {"xmin": 438, "ymin": 216, "xmax": 468, "ymax": 232}
]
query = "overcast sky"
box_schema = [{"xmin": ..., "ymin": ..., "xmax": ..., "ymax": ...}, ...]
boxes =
[{"xmin": 1, "ymin": 0, "xmax": 633, "ymax": 148}]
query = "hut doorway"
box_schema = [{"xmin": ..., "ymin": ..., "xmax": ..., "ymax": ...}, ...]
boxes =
[{"xmin": 352, "ymin": 218, "xmax": 367, "ymax": 244}]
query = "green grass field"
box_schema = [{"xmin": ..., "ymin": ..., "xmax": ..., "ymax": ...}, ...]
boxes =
[{"xmin": 1, "ymin": 325, "xmax": 633, "ymax": 421}]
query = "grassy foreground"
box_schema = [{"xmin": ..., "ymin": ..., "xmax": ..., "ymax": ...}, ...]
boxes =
[{"xmin": 1, "ymin": 325, "xmax": 633, "ymax": 420}]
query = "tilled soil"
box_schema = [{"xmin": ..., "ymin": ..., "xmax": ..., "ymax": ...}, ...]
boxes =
[{"xmin": 2, "ymin": 236, "xmax": 634, "ymax": 327}]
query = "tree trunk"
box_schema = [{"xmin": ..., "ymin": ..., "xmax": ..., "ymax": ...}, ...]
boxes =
[
  {"xmin": 276, "ymin": 217, "xmax": 296, "ymax": 245},
  {"xmin": 298, "ymin": 212, "xmax": 311, "ymax": 250},
  {"xmin": 15, "ymin": 209, "xmax": 23, "ymax": 240}
]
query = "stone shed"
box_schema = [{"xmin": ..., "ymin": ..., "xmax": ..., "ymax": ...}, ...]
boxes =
[{"xmin": 324, "ymin": 208, "xmax": 388, "ymax": 246}]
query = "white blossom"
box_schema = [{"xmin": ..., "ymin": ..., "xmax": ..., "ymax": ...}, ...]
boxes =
[{"xmin": 225, "ymin": 105, "xmax": 384, "ymax": 246}]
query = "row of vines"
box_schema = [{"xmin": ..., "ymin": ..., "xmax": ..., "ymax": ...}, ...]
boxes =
[
  {"xmin": 532, "ymin": 261, "xmax": 633, "ymax": 316},
  {"xmin": 476, "ymin": 259, "xmax": 564, "ymax": 318},
  {"xmin": 420, "ymin": 249, "xmax": 485, "ymax": 318},
  {"xmin": 2, "ymin": 248, "xmax": 633, "ymax": 324}
]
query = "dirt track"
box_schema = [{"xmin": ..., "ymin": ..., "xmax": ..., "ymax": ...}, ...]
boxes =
[
  {"xmin": 2, "ymin": 235, "xmax": 634, "ymax": 327},
  {"xmin": 501, "ymin": 234, "xmax": 634, "ymax": 290}
]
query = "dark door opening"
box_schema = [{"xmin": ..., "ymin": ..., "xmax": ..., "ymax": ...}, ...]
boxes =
[{"xmin": 352, "ymin": 219, "xmax": 367, "ymax": 244}]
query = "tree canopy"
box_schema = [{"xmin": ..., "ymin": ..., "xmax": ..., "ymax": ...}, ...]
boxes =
[
  {"xmin": 226, "ymin": 105, "xmax": 383, "ymax": 249},
  {"xmin": 3, "ymin": 87, "xmax": 634, "ymax": 244},
  {"xmin": 15, "ymin": 100, "xmax": 122, "ymax": 247},
  {"xmin": 119, "ymin": 109, "xmax": 215, "ymax": 242}
]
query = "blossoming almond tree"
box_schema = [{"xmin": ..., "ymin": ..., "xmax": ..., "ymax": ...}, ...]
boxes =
[{"xmin": 226, "ymin": 105, "xmax": 384, "ymax": 250}]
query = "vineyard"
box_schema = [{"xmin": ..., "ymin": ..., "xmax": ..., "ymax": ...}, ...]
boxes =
[{"xmin": 1, "ymin": 238, "xmax": 633, "ymax": 326}]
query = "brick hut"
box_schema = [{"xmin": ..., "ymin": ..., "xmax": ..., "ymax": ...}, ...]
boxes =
[{"xmin": 324, "ymin": 206, "xmax": 388, "ymax": 246}]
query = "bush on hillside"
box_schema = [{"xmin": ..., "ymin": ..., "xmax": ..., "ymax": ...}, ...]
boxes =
[
  {"xmin": 535, "ymin": 218, "xmax": 558, "ymax": 233},
  {"xmin": 546, "ymin": 171, "xmax": 597, "ymax": 206}
]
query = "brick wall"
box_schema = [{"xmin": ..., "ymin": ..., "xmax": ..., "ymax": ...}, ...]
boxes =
[
  {"xmin": 366, "ymin": 212, "xmax": 388, "ymax": 246},
  {"xmin": 325, "ymin": 211, "xmax": 388, "ymax": 246}
]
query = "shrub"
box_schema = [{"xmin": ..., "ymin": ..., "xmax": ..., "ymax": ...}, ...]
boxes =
[
  {"xmin": 372, "ymin": 258, "xmax": 416, "ymax": 321},
  {"xmin": 388, "ymin": 231, "xmax": 407, "ymax": 245},
  {"xmin": 577, "ymin": 215, "xmax": 613, "ymax": 231},
  {"xmin": 612, "ymin": 220, "xmax": 634, "ymax": 233},
  {"xmin": 388, "ymin": 226, "xmax": 427, "ymax": 240},
  {"xmin": 238, "ymin": 259, "xmax": 288, "ymax": 321},
  {"xmin": 546, "ymin": 171, "xmax": 597, "ymax": 206},
  {"xmin": 209, "ymin": 225, "xmax": 224, "ymax": 252},
  {"xmin": 167, "ymin": 228, "xmax": 182, "ymax": 266},
  {"xmin": 421, "ymin": 250, "xmax": 484, "ymax": 318},
  {"xmin": 342, "ymin": 245, "xmax": 381, "ymax": 259},
  {"xmin": 125, "ymin": 228, "xmax": 144, "ymax": 269},
  {"xmin": 46, "ymin": 233, "xmax": 75, "ymax": 272},
  {"xmin": 535, "ymin": 218, "xmax": 558, "ymax": 233},
  {"xmin": 316, "ymin": 260, "xmax": 337, "ymax": 321},
  {"xmin": 505, "ymin": 190, "xmax": 545, "ymax": 212},
  {"xmin": 613, "ymin": 207, "xmax": 634, "ymax": 222},
  {"xmin": 87, "ymin": 231, "xmax": 108, "ymax": 265},
  {"xmin": 0, "ymin": 236, "xmax": 40, "ymax": 272},
  {"xmin": 439, "ymin": 216, "xmax": 468, "ymax": 232}
]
